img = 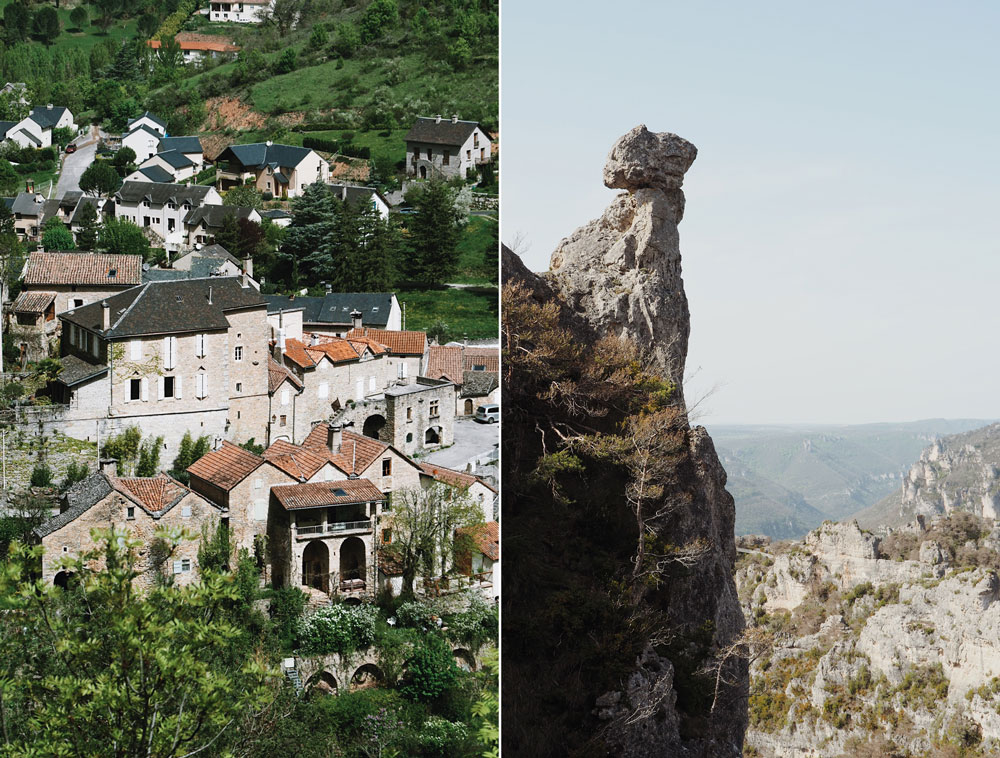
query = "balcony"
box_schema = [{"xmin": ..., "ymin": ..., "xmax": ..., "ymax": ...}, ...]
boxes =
[{"xmin": 293, "ymin": 519, "xmax": 371, "ymax": 539}]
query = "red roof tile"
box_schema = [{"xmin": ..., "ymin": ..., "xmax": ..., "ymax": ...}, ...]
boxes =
[
  {"xmin": 303, "ymin": 424, "xmax": 389, "ymax": 476},
  {"xmin": 113, "ymin": 473, "xmax": 190, "ymax": 512},
  {"xmin": 346, "ymin": 327, "xmax": 426, "ymax": 356},
  {"xmin": 24, "ymin": 252, "xmax": 142, "ymax": 287},
  {"xmin": 282, "ymin": 338, "xmax": 316, "ymax": 369},
  {"xmin": 186, "ymin": 441, "xmax": 263, "ymax": 490},
  {"xmin": 271, "ymin": 479, "xmax": 384, "ymax": 510},
  {"xmin": 418, "ymin": 461, "xmax": 494, "ymax": 492},
  {"xmin": 426, "ymin": 345, "xmax": 463, "ymax": 383},
  {"xmin": 11, "ymin": 290, "xmax": 55, "ymax": 313},
  {"xmin": 268, "ymin": 356, "xmax": 302, "ymax": 393},
  {"xmin": 458, "ymin": 521, "xmax": 499, "ymax": 561},
  {"xmin": 305, "ymin": 339, "xmax": 360, "ymax": 364},
  {"xmin": 263, "ymin": 440, "xmax": 329, "ymax": 480},
  {"xmin": 463, "ymin": 348, "xmax": 499, "ymax": 373},
  {"xmin": 147, "ymin": 33, "xmax": 240, "ymax": 53}
]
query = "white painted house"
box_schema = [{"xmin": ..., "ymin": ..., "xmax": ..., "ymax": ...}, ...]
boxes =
[
  {"xmin": 113, "ymin": 181, "xmax": 222, "ymax": 252},
  {"xmin": 122, "ymin": 125, "xmax": 164, "ymax": 165},
  {"xmin": 327, "ymin": 183, "xmax": 390, "ymax": 221},
  {"xmin": 209, "ymin": 0, "xmax": 273, "ymax": 23},
  {"xmin": 404, "ymin": 116, "xmax": 492, "ymax": 181},
  {"xmin": 215, "ymin": 142, "xmax": 329, "ymax": 199},
  {"xmin": 1, "ymin": 105, "xmax": 76, "ymax": 149}
]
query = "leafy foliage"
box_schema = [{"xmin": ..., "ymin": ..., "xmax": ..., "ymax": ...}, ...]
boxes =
[
  {"xmin": 169, "ymin": 431, "xmax": 211, "ymax": 484},
  {"xmin": 400, "ymin": 632, "xmax": 460, "ymax": 702},
  {"xmin": 80, "ymin": 160, "xmax": 123, "ymax": 196},
  {"xmin": 402, "ymin": 180, "xmax": 463, "ymax": 286},
  {"xmin": 41, "ymin": 216, "xmax": 75, "ymax": 251},
  {"xmin": 297, "ymin": 602, "xmax": 378, "ymax": 655}
]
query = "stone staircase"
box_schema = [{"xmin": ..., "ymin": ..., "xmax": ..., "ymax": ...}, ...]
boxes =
[{"xmin": 282, "ymin": 660, "xmax": 303, "ymax": 695}]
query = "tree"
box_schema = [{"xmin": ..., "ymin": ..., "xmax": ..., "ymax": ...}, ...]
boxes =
[
  {"xmin": 400, "ymin": 633, "xmax": 460, "ymax": 702},
  {"xmin": 381, "ymin": 484, "xmax": 483, "ymax": 595},
  {"xmin": 0, "ymin": 535, "xmax": 274, "ymax": 756},
  {"xmin": 3, "ymin": 1, "xmax": 31, "ymax": 43},
  {"xmin": 97, "ymin": 217, "xmax": 150, "ymax": 257},
  {"xmin": 447, "ymin": 37, "xmax": 472, "ymax": 71},
  {"xmin": 0, "ymin": 159, "xmax": 17, "ymax": 196},
  {"xmin": 0, "ymin": 88, "xmax": 29, "ymax": 122},
  {"xmin": 137, "ymin": 11, "xmax": 159, "ymax": 37},
  {"xmin": 269, "ymin": 0, "xmax": 303, "ymax": 36},
  {"xmin": 0, "ymin": 204, "xmax": 24, "ymax": 373},
  {"xmin": 80, "ymin": 160, "xmax": 123, "ymax": 196},
  {"xmin": 111, "ymin": 145, "xmax": 137, "ymax": 177},
  {"xmin": 69, "ymin": 5, "xmax": 88, "ymax": 30},
  {"xmin": 277, "ymin": 182, "xmax": 337, "ymax": 287},
  {"xmin": 170, "ymin": 431, "xmax": 211, "ymax": 484},
  {"xmin": 41, "ymin": 217, "xmax": 76, "ymax": 251},
  {"xmin": 333, "ymin": 22, "xmax": 360, "ymax": 57},
  {"xmin": 101, "ymin": 425, "xmax": 142, "ymax": 474},
  {"xmin": 272, "ymin": 48, "xmax": 297, "ymax": 75},
  {"xmin": 31, "ymin": 5, "xmax": 60, "ymax": 45},
  {"xmin": 359, "ymin": 0, "xmax": 397, "ymax": 44},
  {"xmin": 224, "ymin": 184, "xmax": 264, "ymax": 210},
  {"xmin": 136, "ymin": 435, "xmax": 164, "ymax": 477},
  {"xmin": 93, "ymin": 0, "xmax": 124, "ymax": 32},
  {"xmin": 75, "ymin": 201, "xmax": 100, "ymax": 250},
  {"xmin": 403, "ymin": 181, "xmax": 463, "ymax": 286},
  {"xmin": 308, "ymin": 24, "xmax": 328, "ymax": 51}
]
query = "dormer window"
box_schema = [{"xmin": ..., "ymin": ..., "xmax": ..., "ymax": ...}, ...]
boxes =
[
  {"xmin": 167, "ymin": 202, "xmax": 176, "ymax": 210},
  {"xmin": 108, "ymin": 269, "xmax": 117, "ymax": 279}
]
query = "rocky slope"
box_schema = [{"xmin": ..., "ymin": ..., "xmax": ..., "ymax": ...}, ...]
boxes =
[
  {"xmin": 737, "ymin": 516, "xmax": 1000, "ymax": 758},
  {"xmin": 503, "ymin": 126, "xmax": 747, "ymax": 757},
  {"xmin": 857, "ymin": 422, "xmax": 1000, "ymax": 529}
]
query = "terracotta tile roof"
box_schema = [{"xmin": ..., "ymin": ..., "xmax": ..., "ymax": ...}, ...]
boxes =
[
  {"xmin": 186, "ymin": 441, "xmax": 262, "ymax": 490},
  {"xmin": 113, "ymin": 473, "xmax": 191, "ymax": 513},
  {"xmin": 346, "ymin": 327, "xmax": 426, "ymax": 356},
  {"xmin": 271, "ymin": 479, "xmax": 384, "ymax": 510},
  {"xmin": 283, "ymin": 338, "xmax": 316, "ymax": 369},
  {"xmin": 263, "ymin": 440, "xmax": 329, "ymax": 480},
  {"xmin": 304, "ymin": 337, "xmax": 361, "ymax": 364},
  {"xmin": 418, "ymin": 462, "xmax": 480, "ymax": 490},
  {"xmin": 303, "ymin": 424, "xmax": 389, "ymax": 476},
  {"xmin": 458, "ymin": 521, "xmax": 499, "ymax": 561},
  {"xmin": 463, "ymin": 348, "xmax": 499, "ymax": 373},
  {"xmin": 24, "ymin": 252, "xmax": 142, "ymax": 287},
  {"xmin": 426, "ymin": 345, "xmax": 463, "ymax": 383},
  {"xmin": 11, "ymin": 290, "xmax": 55, "ymax": 313},
  {"xmin": 147, "ymin": 33, "xmax": 240, "ymax": 53},
  {"xmin": 345, "ymin": 336, "xmax": 387, "ymax": 356},
  {"xmin": 268, "ymin": 356, "xmax": 302, "ymax": 393}
]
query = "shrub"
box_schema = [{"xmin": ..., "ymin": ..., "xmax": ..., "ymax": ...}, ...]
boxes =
[
  {"xmin": 268, "ymin": 586, "xmax": 307, "ymax": 649},
  {"xmin": 298, "ymin": 602, "xmax": 378, "ymax": 655},
  {"xmin": 416, "ymin": 717, "xmax": 469, "ymax": 754},
  {"xmin": 400, "ymin": 632, "xmax": 460, "ymax": 702},
  {"xmin": 60, "ymin": 461, "xmax": 89, "ymax": 491},
  {"xmin": 396, "ymin": 599, "xmax": 438, "ymax": 629},
  {"xmin": 447, "ymin": 593, "xmax": 498, "ymax": 647},
  {"xmin": 30, "ymin": 462, "xmax": 52, "ymax": 487}
]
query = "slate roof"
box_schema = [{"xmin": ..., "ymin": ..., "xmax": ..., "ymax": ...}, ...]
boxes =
[
  {"xmin": 327, "ymin": 183, "xmax": 388, "ymax": 210},
  {"xmin": 11, "ymin": 192, "xmax": 42, "ymax": 216},
  {"xmin": 268, "ymin": 356, "xmax": 302, "ymax": 392},
  {"xmin": 34, "ymin": 471, "xmax": 111, "ymax": 538},
  {"xmin": 418, "ymin": 462, "xmax": 496, "ymax": 492},
  {"xmin": 460, "ymin": 370, "xmax": 498, "ymax": 397},
  {"xmin": 57, "ymin": 354, "xmax": 108, "ymax": 387},
  {"xmin": 0, "ymin": 121, "xmax": 14, "ymax": 139},
  {"xmin": 28, "ymin": 105, "xmax": 69, "ymax": 130},
  {"xmin": 125, "ymin": 123, "xmax": 163, "ymax": 141},
  {"xmin": 136, "ymin": 165, "xmax": 174, "ymax": 184},
  {"xmin": 186, "ymin": 441, "xmax": 263, "ymax": 490},
  {"xmin": 404, "ymin": 117, "xmax": 487, "ymax": 147},
  {"xmin": 426, "ymin": 345, "xmax": 463, "ymax": 383},
  {"xmin": 183, "ymin": 205, "xmax": 256, "ymax": 229},
  {"xmin": 154, "ymin": 150, "xmax": 195, "ymax": 169},
  {"xmin": 271, "ymin": 479, "xmax": 383, "ymax": 510},
  {"xmin": 14, "ymin": 129, "xmax": 40, "ymax": 147},
  {"xmin": 59, "ymin": 277, "xmax": 266, "ymax": 339},
  {"xmin": 116, "ymin": 181, "xmax": 215, "ymax": 206},
  {"xmin": 158, "ymin": 136, "xmax": 203, "ymax": 154},
  {"xmin": 24, "ymin": 252, "xmax": 142, "ymax": 286},
  {"xmin": 346, "ymin": 327, "xmax": 426, "ymax": 356},
  {"xmin": 217, "ymin": 142, "xmax": 314, "ymax": 170},
  {"xmin": 263, "ymin": 293, "xmax": 394, "ymax": 329},
  {"xmin": 68, "ymin": 197, "xmax": 101, "ymax": 227},
  {"xmin": 127, "ymin": 112, "xmax": 167, "ymax": 131},
  {"xmin": 11, "ymin": 290, "xmax": 55, "ymax": 313},
  {"xmin": 141, "ymin": 262, "xmax": 239, "ymax": 283},
  {"xmin": 260, "ymin": 209, "xmax": 292, "ymax": 220},
  {"xmin": 457, "ymin": 521, "xmax": 499, "ymax": 561}
]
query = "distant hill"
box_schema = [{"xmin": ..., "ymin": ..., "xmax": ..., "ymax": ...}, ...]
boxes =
[{"xmin": 711, "ymin": 419, "xmax": 993, "ymax": 538}]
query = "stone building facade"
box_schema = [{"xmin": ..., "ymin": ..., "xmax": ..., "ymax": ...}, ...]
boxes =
[
  {"xmin": 404, "ymin": 116, "xmax": 492, "ymax": 180},
  {"xmin": 385, "ymin": 378, "xmax": 457, "ymax": 456}
]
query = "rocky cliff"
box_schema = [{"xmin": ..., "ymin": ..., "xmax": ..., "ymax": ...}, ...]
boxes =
[
  {"xmin": 857, "ymin": 422, "xmax": 1000, "ymax": 529},
  {"xmin": 502, "ymin": 126, "xmax": 747, "ymax": 757},
  {"xmin": 737, "ymin": 517, "xmax": 1000, "ymax": 758}
]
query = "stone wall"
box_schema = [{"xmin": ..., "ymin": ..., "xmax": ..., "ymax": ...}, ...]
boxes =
[{"xmin": 385, "ymin": 378, "xmax": 456, "ymax": 457}]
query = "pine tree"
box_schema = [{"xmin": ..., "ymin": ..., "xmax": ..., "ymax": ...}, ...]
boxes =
[
  {"xmin": 278, "ymin": 183, "xmax": 337, "ymax": 287},
  {"xmin": 75, "ymin": 201, "xmax": 99, "ymax": 251},
  {"xmin": 404, "ymin": 180, "xmax": 462, "ymax": 286},
  {"xmin": 212, "ymin": 212, "xmax": 241, "ymax": 254}
]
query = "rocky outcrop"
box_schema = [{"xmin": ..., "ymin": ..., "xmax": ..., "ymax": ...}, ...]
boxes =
[{"xmin": 547, "ymin": 125, "xmax": 695, "ymax": 401}]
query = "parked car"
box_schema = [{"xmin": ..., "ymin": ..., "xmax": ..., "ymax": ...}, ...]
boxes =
[
  {"xmin": 474, "ymin": 404, "xmax": 499, "ymax": 424},
  {"xmin": 64, "ymin": 144, "xmax": 77, "ymax": 154}
]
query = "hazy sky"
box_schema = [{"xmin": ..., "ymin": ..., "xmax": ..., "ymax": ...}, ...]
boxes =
[{"xmin": 502, "ymin": 1, "xmax": 1000, "ymax": 425}]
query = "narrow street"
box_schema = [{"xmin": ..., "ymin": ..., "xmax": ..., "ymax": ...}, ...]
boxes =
[{"xmin": 54, "ymin": 124, "xmax": 99, "ymax": 197}]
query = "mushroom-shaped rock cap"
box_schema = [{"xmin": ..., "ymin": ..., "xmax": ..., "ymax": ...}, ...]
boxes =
[{"xmin": 603, "ymin": 125, "xmax": 697, "ymax": 192}]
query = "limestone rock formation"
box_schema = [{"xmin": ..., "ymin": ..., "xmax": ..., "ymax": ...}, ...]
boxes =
[{"xmin": 547, "ymin": 125, "xmax": 696, "ymax": 400}]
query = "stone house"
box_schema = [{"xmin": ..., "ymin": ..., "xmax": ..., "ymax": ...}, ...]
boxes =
[
  {"xmin": 426, "ymin": 345, "xmax": 500, "ymax": 416},
  {"xmin": 52, "ymin": 277, "xmax": 269, "ymax": 462},
  {"xmin": 214, "ymin": 142, "xmax": 329, "ymax": 199},
  {"xmin": 455, "ymin": 520, "xmax": 499, "ymax": 599},
  {"xmin": 209, "ymin": 0, "xmax": 273, "ymax": 23},
  {"xmin": 32, "ymin": 464, "xmax": 225, "ymax": 588},
  {"xmin": 404, "ymin": 116, "xmax": 492, "ymax": 180},
  {"xmin": 10, "ymin": 191, "xmax": 44, "ymax": 239},
  {"xmin": 183, "ymin": 205, "xmax": 262, "ymax": 247},
  {"xmin": 3, "ymin": 105, "xmax": 76, "ymax": 149},
  {"xmin": 417, "ymin": 461, "xmax": 498, "ymax": 523},
  {"xmin": 383, "ymin": 378, "xmax": 457, "ymax": 456},
  {"xmin": 267, "ymin": 478, "xmax": 386, "ymax": 594},
  {"xmin": 6, "ymin": 290, "xmax": 57, "ymax": 362},
  {"xmin": 265, "ymin": 292, "xmax": 402, "ymax": 337},
  {"xmin": 113, "ymin": 181, "xmax": 223, "ymax": 252},
  {"xmin": 147, "ymin": 34, "xmax": 240, "ymax": 64},
  {"xmin": 303, "ymin": 423, "xmax": 425, "ymax": 495},
  {"xmin": 345, "ymin": 325, "xmax": 428, "ymax": 380},
  {"xmin": 21, "ymin": 251, "xmax": 143, "ymax": 317},
  {"xmin": 267, "ymin": 356, "xmax": 303, "ymax": 444}
]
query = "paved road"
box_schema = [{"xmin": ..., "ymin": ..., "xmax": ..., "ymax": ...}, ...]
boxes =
[
  {"xmin": 423, "ymin": 416, "xmax": 498, "ymax": 471},
  {"xmin": 55, "ymin": 125, "xmax": 99, "ymax": 197}
]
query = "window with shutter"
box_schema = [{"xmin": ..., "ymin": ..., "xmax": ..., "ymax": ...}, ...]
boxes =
[
  {"xmin": 402, "ymin": 362, "xmax": 408, "ymax": 378},
  {"xmin": 173, "ymin": 560, "xmax": 182, "ymax": 574},
  {"xmin": 196, "ymin": 333, "xmax": 205, "ymax": 357},
  {"xmin": 130, "ymin": 340, "xmax": 141, "ymax": 360},
  {"xmin": 163, "ymin": 336, "xmax": 176, "ymax": 370},
  {"xmin": 318, "ymin": 382, "xmax": 328, "ymax": 399},
  {"xmin": 253, "ymin": 500, "xmax": 267, "ymax": 520},
  {"xmin": 141, "ymin": 377, "xmax": 149, "ymax": 401},
  {"xmin": 281, "ymin": 389, "xmax": 289, "ymax": 406}
]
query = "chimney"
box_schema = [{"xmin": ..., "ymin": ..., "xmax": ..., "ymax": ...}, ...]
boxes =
[
  {"xmin": 350, "ymin": 309, "xmax": 363, "ymax": 330},
  {"xmin": 208, "ymin": 285, "xmax": 213, "ymax": 305},
  {"xmin": 25, "ymin": 179, "xmax": 33, "ymax": 194},
  {"xmin": 265, "ymin": 140, "xmax": 273, "ymax": 147},
  {"xmin": 435, "ymin": 114, "xmax": 441, "ymax": 124},
  {"xmin": 327, "ymin": 424, "xmax": 342, "ymax": 454},
  {"xmin": 451, "ymin": 114, "xmax": 458, "ymax": 124},
  {"xmin": 309, "ymin": 333, "xmax": 319, "ymax": 346},
  {"xmin": 324, "ymin": 282, "xmax": 332, "ymax": 294},
  {"xmin": 46, "ymin": 104, "xmax": 52, "ymax": 110},
  {"xmin": 101, "ymin": 300, "xmax": 110, "ymax": 331},
  {"xmin": 241, "ymin": 270, "xmax": 249, "ymax": 288},
  {"xmin": 244, "ymin": 256, "xmax": 253, "ymax": 278},
  {"xmin": 275, "ymin": 326, "xmax": 286, "ymax": 359},
  {"xmin": 99, "ymin": 458, "xmax": 117, "ymax": 477}
]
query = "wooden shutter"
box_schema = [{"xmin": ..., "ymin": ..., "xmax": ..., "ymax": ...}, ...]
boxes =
[
  {"xmin": 140, "ymin": 377, "xmax": 148, "ymax": 401},
  {"xmin": 175, "ymin": 375, "xmax": 182, "ymax": 399},
  {"xmin": 158, "ymin": 376, "xmax": 165, "ymax": 400},
  {"xmin": 130, "ymin": 339, "xmax": 141, "ymax": 360}
]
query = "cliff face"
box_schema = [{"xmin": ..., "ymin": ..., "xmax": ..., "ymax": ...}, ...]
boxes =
[
  {"xmin": 858, "ymin": 422, "xmax": 1000, "ymax": 528},
  {"xmin": 502, "ymin": 126, "xmax": 747, "ymax": 757}
]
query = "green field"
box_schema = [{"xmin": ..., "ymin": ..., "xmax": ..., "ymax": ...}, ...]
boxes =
[
  {"xmin": 0, "ymin": 0, "xmax": 140, "ymax": 53},
  {"xmin": 454, "ymin": 215, "xmax": 497, "ymax": 285},
  {"xmin": 398, "ymin": 286, "xmax": 498, "ymax": 341}
]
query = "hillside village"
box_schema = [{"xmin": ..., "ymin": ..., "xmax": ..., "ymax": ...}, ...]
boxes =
[{"xmin": 0, "ymin": 1, "xmax": 498, "ymax": 754}]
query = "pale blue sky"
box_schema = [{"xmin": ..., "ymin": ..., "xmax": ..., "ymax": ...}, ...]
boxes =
[{"xmin": 502, "ymin": 1, "xmax": 1000, "ymax": 425}]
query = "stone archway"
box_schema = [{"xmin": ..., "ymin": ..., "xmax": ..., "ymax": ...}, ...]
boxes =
[
  {"xmin": 425, "ymin": 426, "xmax": 440, "ymax": 445},
  {"xmin": 53, "ymin": 571, "xmax": 73, "ymax": 590},
  {"xmin": 419, "ymin": 165, "xmax": 427, "ymax": 179},
  {"xmin": 351, "ymin": 663, "xmax": 383, "ymax": 691},
  {"xmin": 302, "ymin": 540, "xmax": 330, "ymax": 593},
  {"xmin": 362, "ymin": 414, "xmax": 386, "ymax": 440},
  {"xmin": 339, "ymin": 536, "xmax": 366, "ymax": 591},
  {"xmin": 464, "ymin": 399, "xmax": 474, "ymax": 415},
  {"xmin": 309, "ymin": 670, "xmax": 338, "ymax": 695}
]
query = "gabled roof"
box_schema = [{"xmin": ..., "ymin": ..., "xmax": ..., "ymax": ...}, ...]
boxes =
[
  {"xmin": 268, "ymin": 356, "xmax": 302, "ymax": 393},
  {"xmin": 186, "ymin": 441, "xmax": 263, "ymax": 491},
  {"xmin": 460, "ymin": 370, "xmax": 498, "ymax": 397},
  {"xmin": 457, "ymin": 521, "xmax": 499, "ymax": 561},
  {"xmin": 11, "ymin": 290, "xmax": 55, "ymax": 313},
  {"xmin": 59, "ymin": 277, "xmax": 266, "ymax": 339},
  {"xmin": 14, "ymin": 129, "xmax": 40, "ymax": 147},
  {"xmin": 303, "ymin": 424, "xmax": 399, "ymax": 477},
  {"xmin": 404, "ymin": 117, "xmax": 488, "ymax": 147},
  {"xmin": 418, "ymin": 462, "xmax": 496, "ymax": 493},
  {"xmin": 127, "ymin": 111, "xmax": 167, "ymax": 131},
  {"xmin": 24, "ymin": 252, "xmax": 142, "ymax": 286},
  {"xmin": 125, "ymin": 123, "xmax": 163, "ymax": 141},
  {"xmin": 158, "ymin": 136, "xmax": 203, "ymax": 154},
  {"xmin": 272, "ymin": 479, "xmax": 383, "ymax": 510},
  {"xmin": 463, "ymin": 348, "xmax": 499, "ymax": 373},
  {"xmin": 263, "ymin": 293, "xmax": 395, "ymax": 329},
  {"xmin": 148, "ymin": 36, "xmax": 240, "ymax": 53},
  {"xmin": 136, "ymin": 165, "xmax": 174, "ymax": 184},
  {"xmin": 11, "ymin": 192, "xmax": 42, "ymax": 216},
  {"xmin": 153, "ymin": 150, "xmax": 195, "ymax": 169},
  {"xmin": 113, "ymin": 473, "xmax": 193, "ymax": 514},
  {"xmin": 115, "ymin": 181, "xmax": 215, "ymax": 206},
  {"xmin": 183, "ymin": 205, "xmax": 257, "ymax": 229},
  {"xmin": 426, "ymin": 345, "xmax": 463, "ymax": 383},
  {"xmin": 282, "ymin": 338, "xmax": 315, "ymax": 369},
  {"xmin": 34, "ymin": 471, "xmax": 112, "ymax": 538},
  {"xmin": 260, "ymin": 209, "xmax": 292, "ymax": 220},
  {"xmin": 346, "ymin": 327, "xmax": 426, "ymax": 356},
  {"xmin": 28, "ymin": 105, "xmax": 69, "ymax": 130},
  {"xmin": 216, "ymin": 142, "xmax": 314, "ymax": 170},
  {"xmin": 68, "ymin": 196, "xmax": 101, "ymax": 227},
  {"xmin": 327, "ymin": 183, "xmax": 389, "ymax": 210},
  {"xmin": 0, "ymin": 121, "xmax": 14, "ymax": 139},
  {"xmin": 262, "ymin": 440, "xmax": 330, "ymax": 480},
  {"xmin": 56, "ymin": 354, "xmax": 108, "ymax": 388}
]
